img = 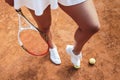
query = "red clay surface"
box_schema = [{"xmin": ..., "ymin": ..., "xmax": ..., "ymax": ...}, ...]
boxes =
[{"xmin": 0, "ymin": 0, "xmax": 120, "ymax": 80}]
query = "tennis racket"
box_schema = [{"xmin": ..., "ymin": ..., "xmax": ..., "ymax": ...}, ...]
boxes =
[{"xmin": 16, "ymin": 9, "xmax": 49, "ymax": 56}]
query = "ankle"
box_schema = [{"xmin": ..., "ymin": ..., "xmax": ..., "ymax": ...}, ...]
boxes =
[
  {"xmin": 72, "ymin": 50, "xmax": 81, "ymax": 55},
  {"xmin": 49, "ymin": 43, "xmax": 56, "ymax": 49},
  {"xmin": 49, "ymin": 45, "xmax": 54, "ymax": 49}
]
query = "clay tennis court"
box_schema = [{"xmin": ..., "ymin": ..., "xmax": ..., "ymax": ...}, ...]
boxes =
[{"xmin": 0, "ymin": 0, "xmax": 120, "ymax": 80}]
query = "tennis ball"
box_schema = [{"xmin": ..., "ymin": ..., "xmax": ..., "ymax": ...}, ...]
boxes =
[
  {"xmin": 89, "ymin": 58, "xmax": 96, "ymax": 65},
  {"xmin": 74, "ymin": 65, "xmax": 80, "ymax": 69}
]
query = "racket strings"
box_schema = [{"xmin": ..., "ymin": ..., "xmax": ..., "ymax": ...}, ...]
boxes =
[
  {"xmin": 16, "ymin": 9, "xmax": 49, "ymax": 56},
  {"xmin": 17, "ymin": 9, "xmax": 49, "ymax": 43},
  {"xmin": 20, "ymin": 30, "xmax": 48, "ymax": 55}
]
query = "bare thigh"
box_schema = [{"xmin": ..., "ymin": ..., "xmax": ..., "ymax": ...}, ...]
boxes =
[
  {"xmin": 59, "ymin": 0, "xmax": 100, "ymax": 30},
  {"xmin": 28, "ymin": 5, "xmax": 52, "ymax": 32}
]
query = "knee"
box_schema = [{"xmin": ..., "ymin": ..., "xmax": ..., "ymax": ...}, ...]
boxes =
[
  {"xmin": 42, "ymin": 22, "xmax": 51, "ymax": 32},
  {"xmin": 84, "ymin": 23, "xmax": 100, "ymax": 34}
]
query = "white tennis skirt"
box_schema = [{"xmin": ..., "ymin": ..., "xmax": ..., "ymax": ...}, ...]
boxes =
[{"xmin": 14, "ymin": 0, "xmax": 86, "ymax": 16}]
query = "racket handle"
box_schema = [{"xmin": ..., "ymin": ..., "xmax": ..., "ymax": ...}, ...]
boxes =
[{"xmin": 15, "ymin": 9, "xmax": 21, "ymax": 12}]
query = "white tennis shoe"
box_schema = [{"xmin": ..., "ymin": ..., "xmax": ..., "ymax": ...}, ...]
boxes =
[
  {"xmin": 66, "ymin": 45, "xmax": 82, "ymax": 68},
  {"xmin": 49, "ymin": 46, "xmax": 61, "ymax": 64}
]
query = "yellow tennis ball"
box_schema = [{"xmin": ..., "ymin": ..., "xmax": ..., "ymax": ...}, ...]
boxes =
[
  {"xmin": 74, "ymin": 65, "xmax": 80, "ymax": 69},
  {"xmin": 89, "ymin": 58, "xmax": 96, "ymax": 65}
]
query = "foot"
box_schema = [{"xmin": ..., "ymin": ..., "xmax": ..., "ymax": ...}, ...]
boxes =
[
  {"xmin": 66, "ymin": 45, "xmax": 82, "ymax": 68},
  {"xmin": 49, "ymin": 46, "xmax": 61, "ymax": 64}
]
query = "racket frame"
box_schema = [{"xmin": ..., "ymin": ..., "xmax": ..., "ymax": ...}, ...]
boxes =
[{"xmin": 16, "ymin": 9, "xmax": 49, "ymax": 56}]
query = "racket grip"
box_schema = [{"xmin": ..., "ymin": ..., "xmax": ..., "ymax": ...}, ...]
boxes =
[{"xmin": 15, "ymin": 9, "xmax": 22, "ymax": 13}]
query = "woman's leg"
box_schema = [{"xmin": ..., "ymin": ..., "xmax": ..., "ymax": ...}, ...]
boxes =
[
  {"xmin": 59, "ymin": 0, "xmax": 100, "ymax": 55},
  {"xmin": 28, "ymin": 6, "xmax": 61, "ymax": 64},
  {"xmin": 28, "ymin": 5, "xmax": 54, "ymax": 48}
]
